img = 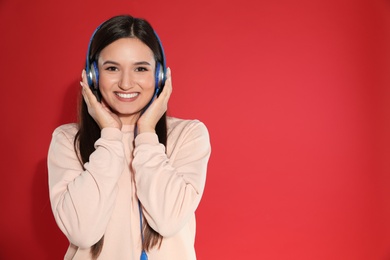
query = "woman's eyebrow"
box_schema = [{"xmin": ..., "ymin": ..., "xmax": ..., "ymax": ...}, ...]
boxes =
[
  {"xmin": 133, "ymin": 61, "xmax": 152, "ymax": 66},
  {"xmin": 102, "ymin": 60, "xmax": 120, "ymax": 66},
  {"xmin": 102, "ymin": 60, "xmax": 152, "ymax": 66}
]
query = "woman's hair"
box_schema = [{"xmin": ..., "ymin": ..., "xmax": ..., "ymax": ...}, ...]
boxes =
[{"xmin": 74, "ymin": 14, "xmax": 167, "ymax": 258}]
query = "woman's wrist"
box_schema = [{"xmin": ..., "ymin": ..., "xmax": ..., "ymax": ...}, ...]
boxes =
[{"xmin": 137, "ymin": 124, "xmax": 156, "ymax": 134}]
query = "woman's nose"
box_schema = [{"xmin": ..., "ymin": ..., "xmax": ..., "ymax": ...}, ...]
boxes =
[{"xmin": 118, "ymin": 71, "xmax": 133, "ymax": 90}]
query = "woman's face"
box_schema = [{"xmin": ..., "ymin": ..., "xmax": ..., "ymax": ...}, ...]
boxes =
[{"xmin": 98, "ymin": 37, "xmax": 156, "ymax": 125}]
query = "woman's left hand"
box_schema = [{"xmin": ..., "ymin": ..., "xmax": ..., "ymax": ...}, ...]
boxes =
[{"xmin": 137, "ymin": 67, "xmax": 172, "ymax": 134}]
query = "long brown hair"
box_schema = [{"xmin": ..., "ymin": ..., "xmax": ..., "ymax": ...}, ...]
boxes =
[{"xmin": 74, "ymin": 14, "xmax": 167, "ymax": 259}]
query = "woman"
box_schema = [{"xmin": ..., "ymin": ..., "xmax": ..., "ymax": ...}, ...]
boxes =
[{"xmin": 48, "ymin": 14, "xmax": 211, "ymax": 260}]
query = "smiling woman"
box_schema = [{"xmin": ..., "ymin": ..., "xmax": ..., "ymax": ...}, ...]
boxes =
[
  {"xmin": 47, "ymin": 14, "xmax": 211, "ymax": 260},
  {"xmin": 97, "ymin": 38, "xmax": 156, "ymax": 123}
]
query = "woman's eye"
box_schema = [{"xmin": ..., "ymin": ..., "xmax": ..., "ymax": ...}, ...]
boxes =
[
  {"xmin": 106, "ymin": 66, "xmax": 118, "ymax": 71},
  {"xmin": 135, "ymin": 67, "xmax": 148, "ymax": 72}
]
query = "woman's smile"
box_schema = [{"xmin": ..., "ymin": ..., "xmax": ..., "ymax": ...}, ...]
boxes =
[{"xmin": 115, "ymin": 92, "xmax": 140, "ymax": 100}]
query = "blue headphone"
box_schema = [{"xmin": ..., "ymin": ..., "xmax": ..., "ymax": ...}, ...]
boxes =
[{"xmin": 85, "ymin": 21, "xmax": 167, "ymax": 99}]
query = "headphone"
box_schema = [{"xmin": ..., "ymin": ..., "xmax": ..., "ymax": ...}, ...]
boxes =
[{"xmin": 85, "ymin": 20, "xmax": 167, "ymax": 100}]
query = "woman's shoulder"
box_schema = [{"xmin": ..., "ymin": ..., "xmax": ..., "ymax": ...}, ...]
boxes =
[
  {"xmin": 167, "ymin": 116, "xmax": 209, "ymax": 137},
  {"xmin": 167, "ymin": 116, "xmax": 206, "ymax": 129},
  {"xmin": 51, "ymin": 123, "xmax": 79, "ymax": 140}
]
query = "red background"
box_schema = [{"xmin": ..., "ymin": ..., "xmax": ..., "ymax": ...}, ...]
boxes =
[{"xmin": 1, "ymin": 0, "xmax": 390, "ymax": 259}]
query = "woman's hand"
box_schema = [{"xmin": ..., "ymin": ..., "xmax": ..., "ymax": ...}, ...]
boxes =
[
  {"xmin": 80, "ymin": 70, "xmax": 122, "ymax": 130},
  {"xmin": 137, "ymin": 67, "xmax": 172, "ymax": 134}
]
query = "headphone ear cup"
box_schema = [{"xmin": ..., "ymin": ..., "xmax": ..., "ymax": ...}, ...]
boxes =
[
  {"xmin": 155, "ymin": 62, "xmax": 164, "ymax": 90},
  {"xmin": 86, "ymin": 66, "xmax": 93, "ymax": 87},
  {"xmin": 86, "ymin": 61, "xmax": 99, "ymax": 89},
  {"xmin": 90, "ymin": 61, "xmax": 99, "ymax": 89}
]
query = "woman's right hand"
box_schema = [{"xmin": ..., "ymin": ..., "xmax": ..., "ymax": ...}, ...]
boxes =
[{"xmin": 80, "ymin": 70, "xmax": 122, "ymax": 130}]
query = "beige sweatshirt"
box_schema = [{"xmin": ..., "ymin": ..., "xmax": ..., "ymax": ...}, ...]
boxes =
[{"xmin": 48, "ymin": 117, "xmax": 211, "ymax": 259}]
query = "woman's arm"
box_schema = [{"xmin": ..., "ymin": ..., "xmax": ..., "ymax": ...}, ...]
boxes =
[
  {"xmin": 48, "ymin": 125, "xmax": 124, "ymax": 248},
  {"xmin": 132, "ymin": 120, "xmax": 211, "ymax": 237}
]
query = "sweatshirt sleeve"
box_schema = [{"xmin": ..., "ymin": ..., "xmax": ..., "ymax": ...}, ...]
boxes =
[
  {"xmin": 47, "ymin": 126, "xmax": 125, "ymax": 248},
  {"xmin": 132, "ymin": 120, "xmax": 211, "ymax": 237}
]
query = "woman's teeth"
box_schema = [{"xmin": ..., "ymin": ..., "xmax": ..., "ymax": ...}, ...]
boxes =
[{"xmin": 116, "ymin": 93, "xmax": 139, "ymax": 98}]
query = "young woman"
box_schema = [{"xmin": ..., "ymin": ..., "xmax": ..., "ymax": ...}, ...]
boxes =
[{"xmin": 48, "ymin": 14, "xmax": 211, "ymax": 260}]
